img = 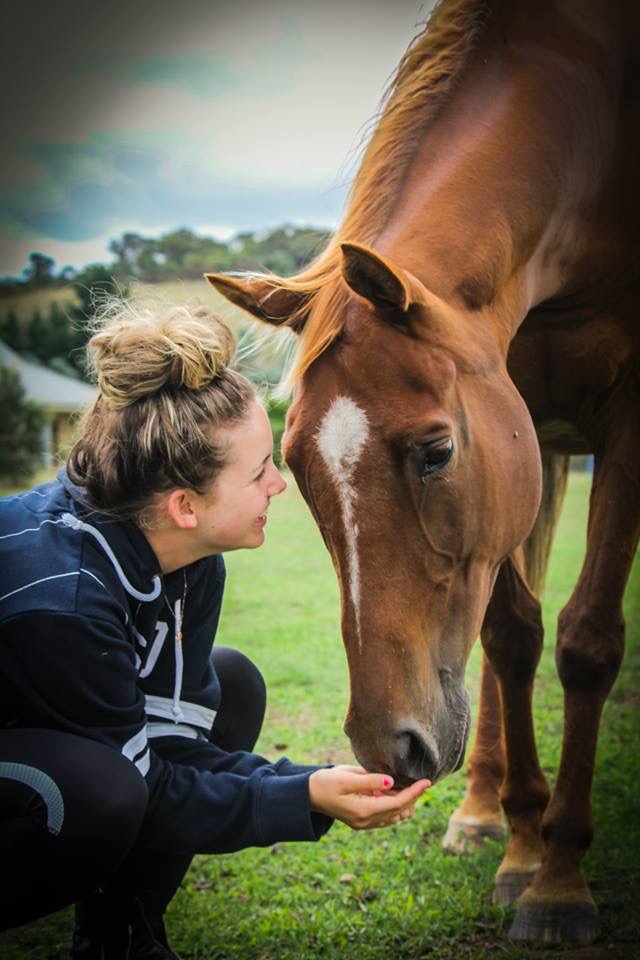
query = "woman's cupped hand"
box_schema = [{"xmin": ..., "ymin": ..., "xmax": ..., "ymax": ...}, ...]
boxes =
[{"xmin": 309, "ymin": 765, "xmax": 430, "ymax": 829}]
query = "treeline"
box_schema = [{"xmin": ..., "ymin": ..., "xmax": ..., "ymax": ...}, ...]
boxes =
[
  {"xmin": 0, "ymin": 365, "xmax": 45, "ymax": 483},
  {"xmin": 0, "ymin": 223, "xmax": 331, "ymax": 381},
  {"xmin": 106, "ymin": 223, "xmax": 330, "ymax": 282},
  {"xmin": 0, "ymin": 268, "xmax": 123, "ymax": 380},
  {"xmin": 0, "ymin": 223, "xmax": 331, "ymax": 292}
]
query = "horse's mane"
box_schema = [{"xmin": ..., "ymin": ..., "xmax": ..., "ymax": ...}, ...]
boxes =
[{"xmin": 275, "ymin": 0, "xmax": 491, "ymax": 387}]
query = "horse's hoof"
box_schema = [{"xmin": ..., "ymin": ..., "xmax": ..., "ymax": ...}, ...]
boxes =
[
  {"xmin": 442, "ymin": 816, "xmax": 505, "ymax": 854},
  {"xmin": 492, "ymin": 870, "xmax": 536, "ymax": 905},
  {"xmin": 508, "ymin": 900, "xmax": 600, "ymax": 944}
]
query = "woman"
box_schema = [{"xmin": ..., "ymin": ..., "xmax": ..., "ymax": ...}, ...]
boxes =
[{"xmin": 0, "ymin": 301, "xmax": 429, "ymax": 959}]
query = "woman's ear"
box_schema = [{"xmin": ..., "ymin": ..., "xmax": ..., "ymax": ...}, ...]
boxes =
[{"xmin": 165, "ymin": 489, "xmax": 199, "ymax": 530}]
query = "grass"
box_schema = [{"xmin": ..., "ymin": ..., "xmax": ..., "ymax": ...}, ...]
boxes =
[{"xmin": 1, "ymin": 471, "xmax": 638, "ymax": 959}]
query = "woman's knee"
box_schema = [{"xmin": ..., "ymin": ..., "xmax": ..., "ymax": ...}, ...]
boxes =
[
  {"xmin": 212, "ymin": 646, "xmax": 266, "ymax": 703},
  {"xmin": 1, "ymin": 730, "xmax": 148, "ymax": 853},
  {"xmin": 210, "ymin": 647, "xmax": 266, "ymax": 752},
  {"xmin": 61, "ymin": 737, "xmax": 148, "ymax": 852},
  {"xmin": 89, "ymin": 756, "xmax": 148, "ymax": 847},
  {"xmin": 0, "ymin": 731, "xmax": 149, "ymax": 930}
]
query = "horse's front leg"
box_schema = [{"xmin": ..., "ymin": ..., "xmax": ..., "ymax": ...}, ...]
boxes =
[
  {"xmin": 510, "ymin": 426, "xmax": 640, "ymax": 944},
  {"xmin": 442, "ymin": 653, "xmax": 506, "ymax": 852},
  {"xmin": 480, "ymin": 554, "xmax": 551, "ymax": 904}
]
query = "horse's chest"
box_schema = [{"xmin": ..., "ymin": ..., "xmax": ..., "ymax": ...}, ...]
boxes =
[{"xmin": 507, "ymin": 315, "xmax": 634, "ymax": 449}]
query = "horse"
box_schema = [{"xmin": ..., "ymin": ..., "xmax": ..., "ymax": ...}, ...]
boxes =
[{"xmin": 206, "ymin": 0, "xmax": 640, "ymax": 944}]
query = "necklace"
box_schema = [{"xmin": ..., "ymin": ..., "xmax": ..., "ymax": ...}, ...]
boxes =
[{"xmin": 163, "ymin": 568, "xmax": 188, "ymax": 643}]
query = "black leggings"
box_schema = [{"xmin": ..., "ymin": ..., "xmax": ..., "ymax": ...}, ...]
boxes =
[{"xmin": 0, "ymin": 646, "xmax": 266, "ymax": 932}]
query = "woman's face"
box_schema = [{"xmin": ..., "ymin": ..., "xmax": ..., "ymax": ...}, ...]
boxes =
[{"xmin": 192, "ymin": 399, "xmax": 287, "ymax": 554}]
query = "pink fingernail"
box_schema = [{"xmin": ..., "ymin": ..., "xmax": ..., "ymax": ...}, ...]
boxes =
[{"xmin": 383, "ymin": 777, "xmax": 392, "ymax": 787}]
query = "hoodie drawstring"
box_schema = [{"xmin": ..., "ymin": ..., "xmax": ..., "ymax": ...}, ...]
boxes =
[
  {"xmin": 60, "ymin": 513, "xmax": 162, "ymax": 602},
  {"xmin": 62, "ymin": 511, "xmax": 187, "ymax": 724},
  {"xmin": 172, "ymin": 596, "xmax": 184, "ymax": 721}
]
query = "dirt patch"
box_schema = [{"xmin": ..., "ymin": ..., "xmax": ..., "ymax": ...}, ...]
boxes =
[
  {"xmin": 429, "ymin": 935, "xmax": 640, "ymax": 960},
  {"xmin": 608, "ymin": 685, "xmax": 640, "ymax": 709},
  {"xmin": 318, "ymin": 746, "xmax": 356, "ymax": 765}
]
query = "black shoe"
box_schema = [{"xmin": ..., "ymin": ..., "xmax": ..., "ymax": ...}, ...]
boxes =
[
  {"xmin": 69, "ymin": 893, "xmax": 181, "ymax": 960},
  {"xmin": 127, "ymin": 897, "xmax": 181, "ymax": 959},
  {"xmin": 70, "ymin": 893, "xmax": 129, "ymax": 959}
]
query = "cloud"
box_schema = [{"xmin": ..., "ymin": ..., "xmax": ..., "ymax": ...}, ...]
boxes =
[
  {"xmin": 0, "ymin": 193, "xmax": 345, "ymax": 279},
  {"xmin": 0, "ymin": 137, "xmax": 170, "ymax": 240},
  {"xmin": 83, "ymin": 53, "xmax": 245, "ymax": 99},
  {"xmin": 0, "ymin": 131, "xmax": 347, "ymax": 275},
  {"xmin": 0, "ymin": 114, "xmax": 352, "ymax": 248},
  {"xmin": 0, "ymin": 0, "xmax": 434, "ymax": 273},
  {"xmin": 7, "ymin": 166, "xmax": 344, "ymax": 242}
]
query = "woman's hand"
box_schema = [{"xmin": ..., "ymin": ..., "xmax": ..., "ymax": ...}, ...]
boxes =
[{"xmin": 308, "ymin": 765, "xmax": 430, "ymax": 829}]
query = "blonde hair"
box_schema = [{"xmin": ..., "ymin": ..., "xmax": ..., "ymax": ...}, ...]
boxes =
[{"xmin": 67, "ymin": 299, "xmax": 256, "ymax": 522}]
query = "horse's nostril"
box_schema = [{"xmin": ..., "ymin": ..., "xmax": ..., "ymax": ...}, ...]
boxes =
[{"xmin": 395, "ymin": 729, "xmax": 439, "ymax": 782}]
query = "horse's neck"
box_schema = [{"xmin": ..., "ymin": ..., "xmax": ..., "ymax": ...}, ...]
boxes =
[{"xmin": 374, "ymin": 4, "xmax": 630, "ymax": 352}]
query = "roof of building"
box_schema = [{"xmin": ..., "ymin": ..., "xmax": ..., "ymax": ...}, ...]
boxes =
[{"xmin": 0, "ymin": 340, "xmax": 97, "ymax": 412}]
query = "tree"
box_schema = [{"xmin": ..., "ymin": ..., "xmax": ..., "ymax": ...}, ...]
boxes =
[
  {"xmin": 58, "ymin": 265, "xmax": 76, "ymax": 283},
  {"xmin": 0, "ymin": 364, "xmax": 45, "ymax": 482},
  {"xmin": 47, "ymin": 301, "xmax": 75, "ymax": 364},
  {"xmin": 0, "ymin": 310, "xmax": 23, "ymax": 352},
  {"xmin": 182, "ymin": 242, "xmax": 233, "ymax": 278},
  {"xmin": 285, "ymin": 225, "xmax": 331, "ymax": 269},
  {"xmin": 70, "ymin": 267, "xmax": 129, "ymax": 378},
  {"xmin": 26, "ymin": 309, "xmax": 49, "ymax": 363},
  {"xmin": 25, "ymin": 252, "xmax": 55, "ymax": 286},
  {"xmin": 260, "ymin": 250, "xmax": 296, "ymax": 275},
  {"xmin": 108, "ymin": 232, "xmax": 153, "ymax": 273},
  {"xmin": 156, "ymin": 228, "xmax": 200, "ymax": 268}
]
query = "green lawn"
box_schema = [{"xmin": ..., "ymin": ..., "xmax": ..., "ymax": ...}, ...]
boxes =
[{"xmin": 1, "ymin": 471, "xmax": 638, "ymax": 959}]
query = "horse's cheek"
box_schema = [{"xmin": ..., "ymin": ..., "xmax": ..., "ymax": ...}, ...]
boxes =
[
  {"xmin": 471, "ymin": 384, "xmax": 542, "ymax": 555},
  {"xmin": 496, "ymin": 406, "xmax": 542, "ymax": 551}
]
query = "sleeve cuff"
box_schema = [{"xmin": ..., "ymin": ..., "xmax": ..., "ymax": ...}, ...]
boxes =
[
  {"xmin": 273, "ymin": 757, "xmax": 332, "ymax": 777},
  {"xmin": 256, "ymin": 771, "xmax": 333, "ymax": 845}
]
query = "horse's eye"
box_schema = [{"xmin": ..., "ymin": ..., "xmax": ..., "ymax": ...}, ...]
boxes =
[{"xmin": 417, "ymin": 437, "xmax": 454, "ymax": 483}]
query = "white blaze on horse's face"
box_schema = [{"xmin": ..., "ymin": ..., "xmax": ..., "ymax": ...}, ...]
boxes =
[{"xmin": 316, "ymin": 396, "xmax": 370, "ymax": 651}]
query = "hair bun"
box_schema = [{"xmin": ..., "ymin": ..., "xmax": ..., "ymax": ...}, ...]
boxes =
[{"xmin": 88, "ymin": 301, "xmax": 236, "ymax": 408}]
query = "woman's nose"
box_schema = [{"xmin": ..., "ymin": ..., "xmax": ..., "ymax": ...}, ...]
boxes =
[
  {"xmin": 276, "ymin": 469, "xmax": 287, "ymax": 494},
  {"xmin": 271, "ymin": 466, "xmax": 287, "ymax": 496}
]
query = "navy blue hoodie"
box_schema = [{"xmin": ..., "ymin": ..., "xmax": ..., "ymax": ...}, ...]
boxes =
[{"xmin": 0, "ymin": 471, "xmax": 331, "ymax": 854}]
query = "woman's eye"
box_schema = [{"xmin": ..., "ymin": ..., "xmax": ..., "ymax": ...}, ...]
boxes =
[{"xmin": 417, "ymin": 437, "xmax": 454, "ymax": 482}]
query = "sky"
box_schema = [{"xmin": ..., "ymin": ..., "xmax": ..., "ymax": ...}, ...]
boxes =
[{"xmin": 1, "ymin": 0, "xmax": 434, "ymax": 278}]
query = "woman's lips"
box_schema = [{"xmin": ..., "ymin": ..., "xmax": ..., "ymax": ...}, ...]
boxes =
[{"xmin": 255, "ymin": 514, "xmax": 267, "ymax": 528}]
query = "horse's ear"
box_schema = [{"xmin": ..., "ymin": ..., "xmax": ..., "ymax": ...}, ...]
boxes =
[
  {"xmin": 340, "ymin": 243, "xmax": 411, "ymax": 312},
  {"xmin": 204, "ymin": 274, "xmax": 308, "ymax": 331}
]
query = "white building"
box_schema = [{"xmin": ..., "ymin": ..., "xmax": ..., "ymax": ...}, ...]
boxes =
[{"xmin": 0, "ymin": 340, "xmax": 97, "ymax": 465}]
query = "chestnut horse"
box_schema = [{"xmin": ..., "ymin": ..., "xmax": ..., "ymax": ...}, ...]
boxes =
[{"xmin": 207, "ymin": 0, "xmax": 639, "ymax": 944}]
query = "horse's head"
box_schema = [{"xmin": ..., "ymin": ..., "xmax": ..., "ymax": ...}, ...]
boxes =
[{"xmin": 207, "ymin": 243, "xmax": 542, "ymax": 784}]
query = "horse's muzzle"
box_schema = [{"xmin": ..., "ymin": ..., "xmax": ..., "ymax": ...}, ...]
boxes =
[
  {"xmin": 392, "ymin": 725, "xmax": 441, "ymax": 784},
  {"xmin": 345, "ymin": 687, "xmax": 471, "ymax": 786},
  {"xmin": 345, "ymin": 720, "xmax": 441, "ymax": 784}
]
